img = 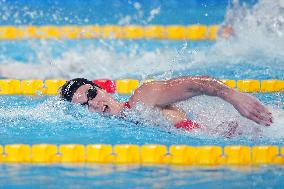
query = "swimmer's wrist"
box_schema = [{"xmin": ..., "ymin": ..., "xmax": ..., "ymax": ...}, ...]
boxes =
[{"xmin": 220, "ymin": 88, "xmax": 236, "ymax": 103}]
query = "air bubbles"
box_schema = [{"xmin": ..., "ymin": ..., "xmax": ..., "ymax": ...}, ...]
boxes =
[
  {"xmin": 84, "ymin": 18, "xmax": 89, "ymax": 23},
  {"xmin": 133, "ymin": 2, "xmax": 141, "ymax": 10},
  {"xmin": 147, "ymin": 7, "xmax": 160, "ymax": 22}
]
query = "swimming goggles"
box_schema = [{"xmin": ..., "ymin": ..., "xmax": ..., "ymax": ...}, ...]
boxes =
[{"xmin": 81, "ymin": 86, "xmax": 98, "ymax": 106}]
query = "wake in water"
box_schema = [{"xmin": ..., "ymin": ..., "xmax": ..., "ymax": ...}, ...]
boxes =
[
  {"xmin": 179, "ymin": 96, "xmax": 284, "ymax": 139},
  {"xmin": 0, "ymin": 46, "xmax": 181, "ymax": 80},
  {"xmin": 212, "ymin": 0, "xmax": 284, "ymax": 59},
  {"xmin": 0, "ymin": 96, "xmax": 113, "ymax": 128},
  {"xmin": 1, "ymin": 95, "xmax": 283, "ymax": 140},
  {"xmin": 122, "ymin": 95, "xmax": 284, "ymax": 139}
]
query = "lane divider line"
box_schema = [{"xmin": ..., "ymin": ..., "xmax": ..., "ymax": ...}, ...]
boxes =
[
  {"xmin": 0, "ymin": 25, "xmax": 219, "ymax": 40},
  {"xmin": 0, "ymin": 144, "xmax": 283, "ymax": 165},
  {"xmin": 0, "ymin": 79, "xmax": 283, "ymax": 95}
]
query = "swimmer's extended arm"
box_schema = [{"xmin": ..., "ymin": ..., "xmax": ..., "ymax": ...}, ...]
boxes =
[{"xmin": 131, "ymin": 76, "xmax": 272, "ymax": 126}]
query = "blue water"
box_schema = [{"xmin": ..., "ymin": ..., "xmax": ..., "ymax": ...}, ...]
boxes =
[
  {"xmin": 1, "ymin": 0, "xmax": 284, "ymax": 188},
  {"xmin": 0, "ymin": 164, "xmax": 283, "ymax": 189},
  {"xmin": 0, "ymin": 0, "xmax": 256, "ymax": 25}
]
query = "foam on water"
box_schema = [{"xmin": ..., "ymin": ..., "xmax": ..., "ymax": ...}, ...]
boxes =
[
  {"xmin": 203, "ymin": 0, "xmax": 284, "ymax": 61},
  {"xmin": 178, "ymin": 96, "xmax": 284, "ymax": 140},
  {"xmin": 0, "ymin": 44, "xmax": 184, "ymax": 80},
  {"xmin": 0, "ymin": 94, "xmax": 284, "ymax": 142}
]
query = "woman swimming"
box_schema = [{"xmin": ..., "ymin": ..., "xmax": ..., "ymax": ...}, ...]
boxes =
[{"xmin": 59, "ymin": 76, "xmax": 273, "ymax": 133}]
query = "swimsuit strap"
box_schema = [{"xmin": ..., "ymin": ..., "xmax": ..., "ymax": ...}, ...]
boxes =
[
  {"xmin": 124, "ymin": 101, "xmax": 131, "ymax": 109},
  {"xmin": 174, "ymin": 120, "xmax": 200, "ymax": 131}
]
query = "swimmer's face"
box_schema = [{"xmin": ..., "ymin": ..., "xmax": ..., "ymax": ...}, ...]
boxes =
[{"xmin": 72, "ymin": 84, "xmax": 117, "ymax": 115}]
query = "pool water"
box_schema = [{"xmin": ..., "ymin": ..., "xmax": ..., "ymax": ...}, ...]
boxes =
[
  {"xmin": 0, "ymin": 0, "xmax": 284, "ymax": 188},
  {"xmin": 0, "ymin": 164, "xmax": 283, "ymax": 189}
]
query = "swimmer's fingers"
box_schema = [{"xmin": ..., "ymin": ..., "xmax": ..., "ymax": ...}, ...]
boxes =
[
  {"xmin": 231, "ymin": 91, "xmax": 273, "ymax": 126},
  {"xmin": 245, "ymin": 98, "xmax": 272, "ymax": 126},
  {"xmin": 255, "ymin": 101, "xmax": 272, "ymax": 115},
  {"xmin": 249, "ymin": 114, "xmax": 267, "ymax": 126},
  {"xmin": 254, "ymin": 103, "xmax": 273, "ymax": 125},
  {"xmin": 251, "ymin": 109, "xmax": 273, "ymax": 126}
]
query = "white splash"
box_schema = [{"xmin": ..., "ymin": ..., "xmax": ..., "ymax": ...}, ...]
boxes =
[
  {"xmin": 261, "ymin": 106, "xmax": 284, "ymax": 139},
  {"xmin": 147, "ymin": 7, "xmax": 160, "ymax": 22},
  {"xmin": 0, "ymin": 97, "xmax": 71, "ymax": 123},
  {"xmin": 179, "ymin": 96, "xmax": 259, "ymax": 138},
  {"xmin": 0, "ymin": 44, "xmax": 191, "ymax": 80},
  {"xmin": 179, "ymin": 96, "xmax": 284, "ymax": 139},
  {"xmin": 193, "ymin": 0, "xmax": 284, "ymax": 65}
]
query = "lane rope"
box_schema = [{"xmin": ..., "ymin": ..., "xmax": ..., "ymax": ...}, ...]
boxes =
[
  {"xmin": 1, "ymin": 144, "xmax": 283, "ymax": 165},
  {"xmin": 0, "ymin": 79, "xmax": 283, "ymax": 95},
  {"xmin": 0, "ymin": 25, "xmax": 219, "ymax": 40}
]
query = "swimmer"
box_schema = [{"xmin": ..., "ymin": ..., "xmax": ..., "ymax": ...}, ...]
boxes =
[
  {"xmin": 60, "ymin": 76, "xmax": 273, "ymax": 132},
  {"xmin": 219, "ymin": 25, "xmax": 234, "ymax": 38}
]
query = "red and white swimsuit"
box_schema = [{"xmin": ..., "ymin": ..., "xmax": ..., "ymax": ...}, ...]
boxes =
[
  {"xmin": 174, "ymin": 119, "xmax": 200, "ymax": 131},
  {"xmin": 123, "ymin": 102, "xmax": 200, "ymax": 132}
]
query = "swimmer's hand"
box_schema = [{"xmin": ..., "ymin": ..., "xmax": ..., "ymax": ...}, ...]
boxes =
[{"xmin": 229, "ymin": 90, "xmax": 273, "ymax": 126}]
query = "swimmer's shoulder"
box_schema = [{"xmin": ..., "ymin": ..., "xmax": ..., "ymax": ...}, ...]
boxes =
[{"xmin": 128, "ymin": 80, "xmax": 166, "ymax": 107}]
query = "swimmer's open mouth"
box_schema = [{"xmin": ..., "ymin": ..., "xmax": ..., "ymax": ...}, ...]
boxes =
[{"xmin": 103, "ymin": 105, "xmax": 109, "ymax": 113}]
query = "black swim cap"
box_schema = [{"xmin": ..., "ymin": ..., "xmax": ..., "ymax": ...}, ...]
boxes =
[{"xmin": 60, "ymin": 78, "xmax": 96, "ymax": 102}]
